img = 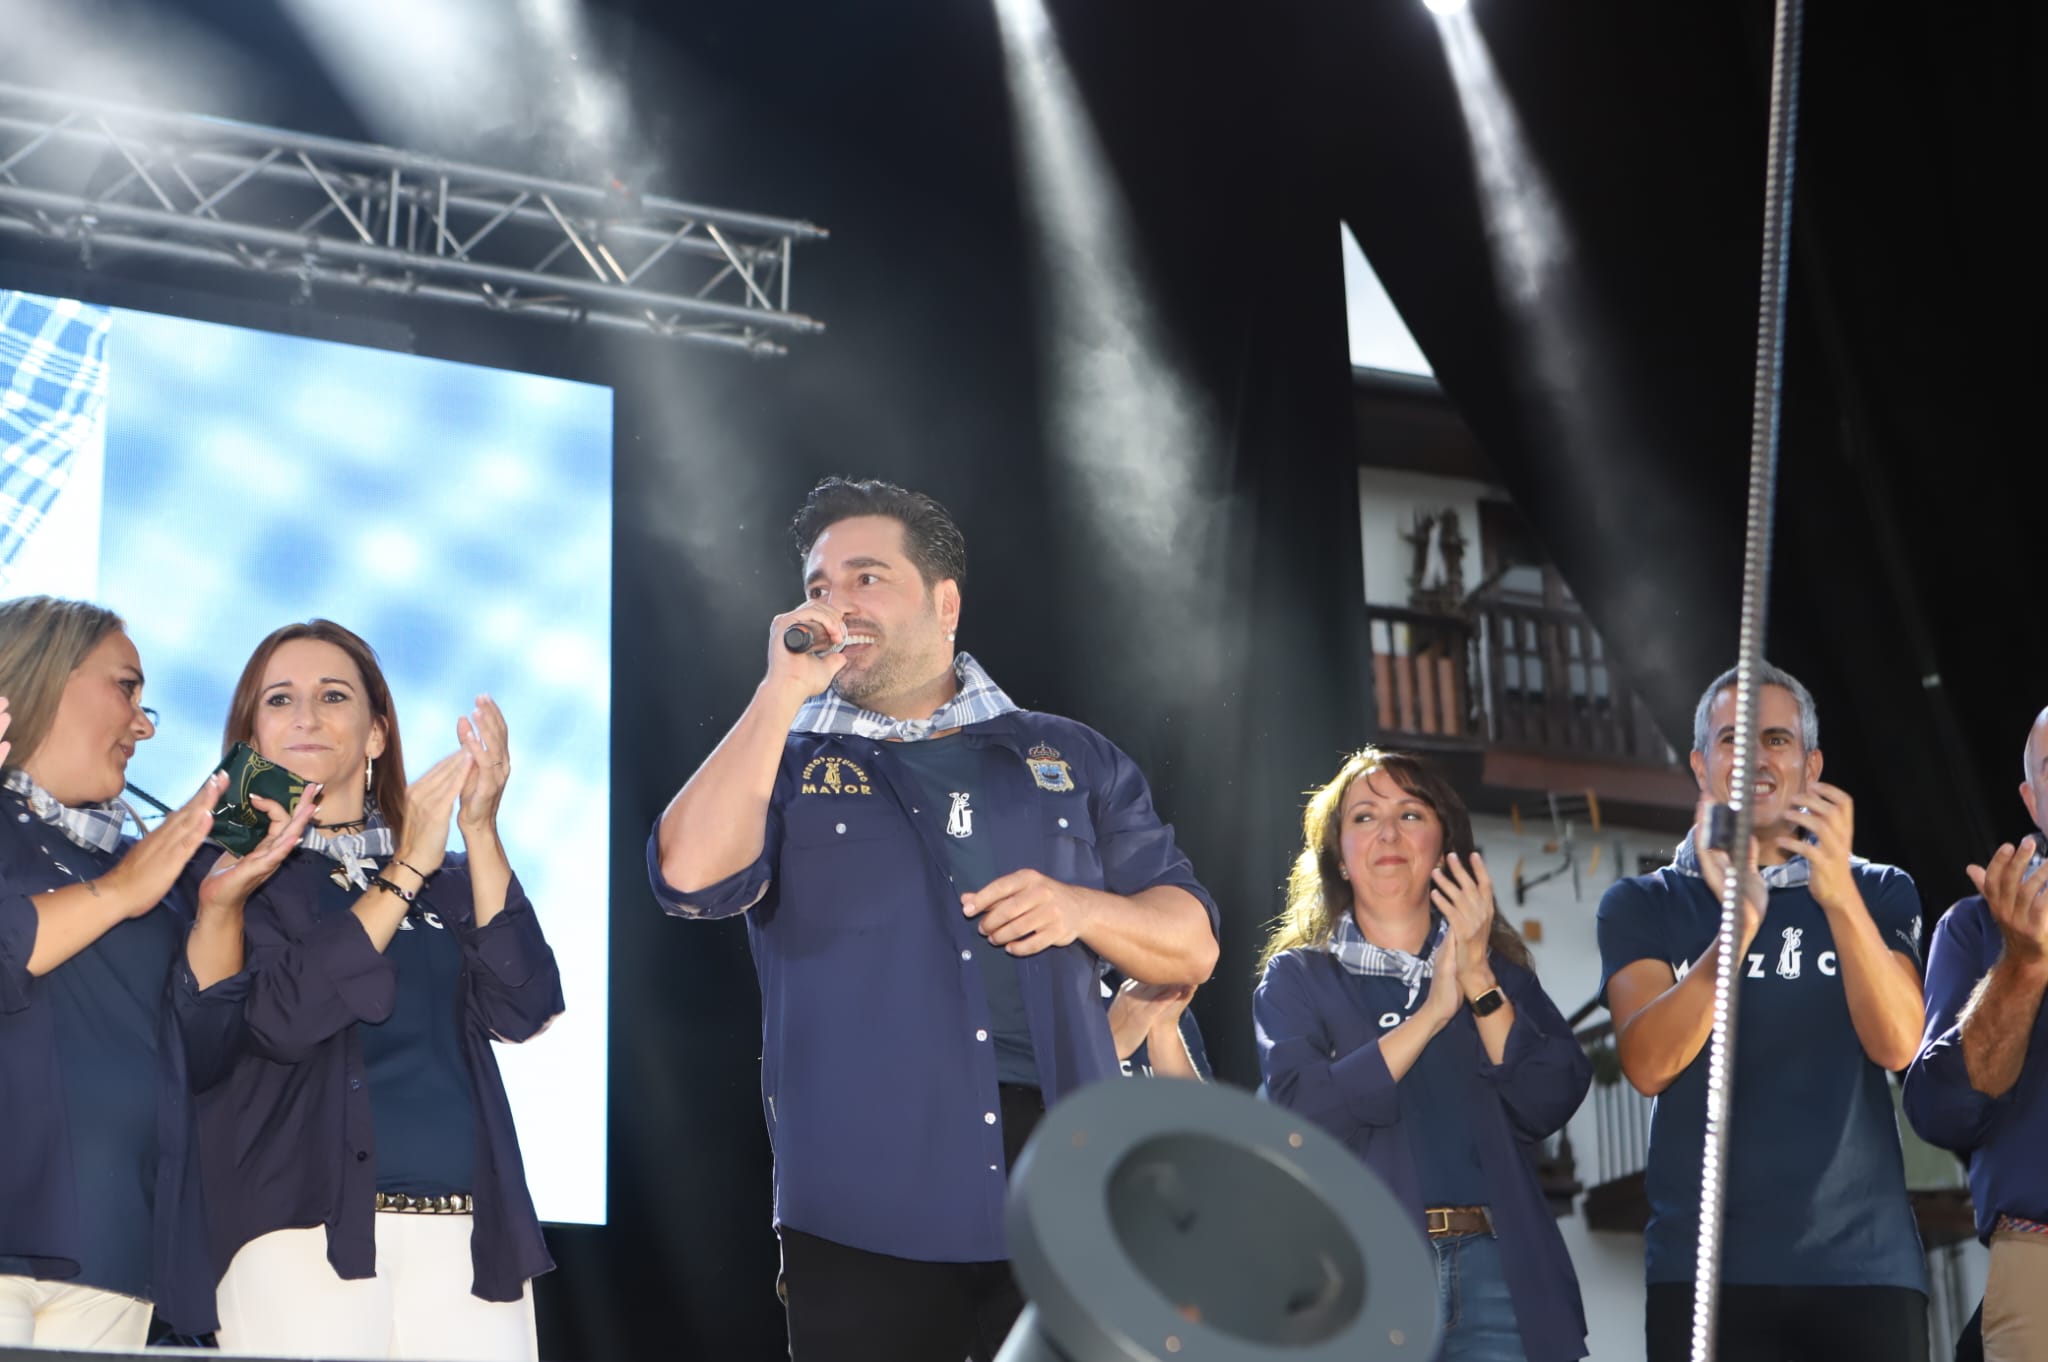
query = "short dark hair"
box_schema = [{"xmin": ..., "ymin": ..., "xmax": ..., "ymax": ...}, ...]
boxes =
[{"xmin": 790, "ymin": 478, "xmax": 967, "ymax": 589}]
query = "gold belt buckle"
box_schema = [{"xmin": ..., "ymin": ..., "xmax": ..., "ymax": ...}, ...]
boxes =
[{"xmin": 1426, "ymin": 1208, "xmax": 1451, "ymax": 1235}]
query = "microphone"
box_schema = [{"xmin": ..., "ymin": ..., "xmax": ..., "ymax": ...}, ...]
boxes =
[{"xmin": 782, "ymin": 622, "xmax": 835, "ymax": 655}]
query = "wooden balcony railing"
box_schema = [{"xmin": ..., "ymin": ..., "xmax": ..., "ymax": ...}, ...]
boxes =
[
  {"xmin": 1365, "ymin": 598, "xmax": 1676, "ymax": 767},
  {"xmin": 1474, "ymin": 599, "xmax": 1671, "ymax": 763},
  {"xmin": 1366, "ymin": 605, "xmax": 1475, "ymax": 740}
]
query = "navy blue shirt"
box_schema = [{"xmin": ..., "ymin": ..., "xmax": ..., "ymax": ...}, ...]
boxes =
[
  {"xmin": 1904, "ymin": 894, "xmax": 2048, "ymax": 1240},
  {"xmin": 185, "ymin": 848, "xmax": 561, "ymax": 1301},
  {"xmin": 649, "ymin": 709, "xmax": 1219, "ymax": 1263},
  {"xmin": 889, "ymin": 735, "xmax": 1037, "ymax": 1087},
  {"xmin": 318, "ymin": 873, "xmax": 482, "ymax": 1198},
  {"xmin": 0, "ymin": 793, "xmax": 217, "ymax": 1333},
  {"xmin": 1597, "ymin": 862, "xmax": 1928, "ymax": 1290},
  {"xmin": 1333, "ymin": 972, "xmax": 1491, "ymax": 1207},
  {"xmin": 1256, "ymin": 947, "xmax": 1592, "ymax": 1362}
]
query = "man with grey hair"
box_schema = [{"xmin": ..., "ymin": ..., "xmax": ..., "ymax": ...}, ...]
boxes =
[
  {"xmin": 1597, "ymin": 662, "xmax": 1931, "ymax": 1361},
  {"xmin": 1905, "ymin": 705, "xmax": 2048, "ymax": 1362}
]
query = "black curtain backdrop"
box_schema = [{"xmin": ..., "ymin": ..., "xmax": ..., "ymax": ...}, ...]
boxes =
[
  {"xmin": 0, "ymin": 1, "xmax": 2036, "ymax": 1358},
  {"xmin": 1323, "ymin": 0, "xmax": 2040, "ymax": 917}
]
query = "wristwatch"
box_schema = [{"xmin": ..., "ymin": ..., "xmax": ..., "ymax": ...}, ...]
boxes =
[{"xmin": 1468, "ymin": 984, "xmax": 1507, "ymax": 1018}]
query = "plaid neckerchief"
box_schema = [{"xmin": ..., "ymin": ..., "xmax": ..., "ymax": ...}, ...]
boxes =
[
  {"xmin": 1668, "ymin": 826, "xmax": 1868, "ymax": 891},
  {"xmin": 2, "ymin": 290, "xmax": 112, "ymax": 585},
  {"xmin": 300, "ymin": 816, "xmax": 396, "ymax": 889},
  {"xmin": 1329, "ymin": 912, "xmax": 1447, "ymax": 1006},
  {"xmin": 2, "ymin": 767, "xmax": 131, "ymax": 854},
  {"xmin": 791, "ymin": 651, "xmax": 1020, "ymax": 743}
]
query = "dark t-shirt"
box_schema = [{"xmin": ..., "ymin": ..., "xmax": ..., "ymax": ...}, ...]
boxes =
[
  {"xmin": 1596, "ymin": 861, "xmax": 1928, "ymax": 1290},
  {"xmin": 888, "ymin": 736, "xmax": 1038, "ymax": 1087},
  {"xmin": 316, "ymin": 873, "xmax": 479, "ymax": 1196}
]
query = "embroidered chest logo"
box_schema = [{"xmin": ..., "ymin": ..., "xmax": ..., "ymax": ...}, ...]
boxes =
[
  {"xmin": 1775, "ymin": 926, "xmax": 1804, "ymax": 979},
  {"xmin": 1026, "ymin": 741, "xmax": 1075, "ymax": 793},
  {"xmin": 946, "ymin": 791, "xmax": 973, "ymax": 839},
  {"xmin": 800, "ymin": 756, "xmax": 873, "ymax": 796}
]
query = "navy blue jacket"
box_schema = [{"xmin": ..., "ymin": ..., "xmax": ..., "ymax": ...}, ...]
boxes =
[
  {"xmin": 649, "ymin": 709, "xmax": 1219, "ymax": 1263},
  {"xmin": 1904, "ymin": 894, "xmax": 2048, "ymax": 1239},
  {"xmin": 0, "ymin": 796, "xmax": 218, "ymax": 1333},
  {"xmin": 185, "ymin": 848, "xmax": 561, "ymax": 1301},
  {"xmin": 1256, "ymin": 946, "xmax": 1592, "ymax": 1362}
]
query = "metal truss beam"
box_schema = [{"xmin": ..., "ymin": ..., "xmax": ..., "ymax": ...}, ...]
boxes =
[{"xmin": 0, "ymin": 82, "xmax": 828, "ymax": 355}]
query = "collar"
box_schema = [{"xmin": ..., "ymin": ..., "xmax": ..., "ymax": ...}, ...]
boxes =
[
  {"xmin": 791, "ymin": 651, "xmax": 1021, "ymax": 743},
  {"xmin": 1328, "ymin": 911, "xmax": 1446, "ymax": 1002},
  {"xmin": 2, "ymin": 768, "xmax": 132, "ymax": 854},
  {"xmin": 300, "ymin": 815, "xmax": 396, "ymax": 889},
  {"xmin": 1668, "ymin": 826, "xmax": 1868, "ymax": 891}
]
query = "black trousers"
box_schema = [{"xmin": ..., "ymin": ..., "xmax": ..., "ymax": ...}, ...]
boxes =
[
  {"xmin": 1646, "ymin": 1282, "xmax": 1929, "ymax": 1362},
  {"xmin": 779, "ymin": 1083, "xmax": 1045, "ymax": 1362}
]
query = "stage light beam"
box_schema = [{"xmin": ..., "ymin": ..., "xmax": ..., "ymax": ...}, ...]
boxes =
[{"xmin": 990, "ymin": 0, "xmax": 1221, "ymax": 691}]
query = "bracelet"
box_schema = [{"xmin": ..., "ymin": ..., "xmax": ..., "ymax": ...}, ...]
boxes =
[
  {"xmin": 392, "ymin": 857, "xmax": 432, "ymax": 881},
  {"xmin": 369, "ymin": 874, "xmax": 417, "ymax": 903}
]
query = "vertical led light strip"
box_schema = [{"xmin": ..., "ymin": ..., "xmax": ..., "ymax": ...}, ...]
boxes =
[{"xmin": 1692, "ymin": 0, "xmax": 1805, "ymax": 1357}]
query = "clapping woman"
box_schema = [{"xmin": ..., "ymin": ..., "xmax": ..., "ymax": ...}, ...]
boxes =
[
  {"xmin": 1255, "ymin": 747, "xmax": 1592, "ymax": 1362},
  {"xmin": 187, "ymin": 620, "xmax": 563, "ymax": 1362}
]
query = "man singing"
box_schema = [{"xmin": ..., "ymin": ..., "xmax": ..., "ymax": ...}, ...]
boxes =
[
  {"xmin": 1906, "ymin": 706, "xmax": 2048, "ymax": 1362},
  {"xmin": 1597, "ymin": 663, "xmax": 1929, "ymax": 1361},
  {"xmin": 648, "ymin": 478, "xmax": 1219, "ymax": 1362}
]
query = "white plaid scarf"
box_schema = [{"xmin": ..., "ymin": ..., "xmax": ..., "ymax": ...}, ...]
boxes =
[
  {"xmin": 791, "ymin": 651, "xmax": 1019, "ymax": 742},
  {"xmin": 1668, "ymin": 826, "xmax": 1867, "ymax": 891},
  {"xmin": 1329, "ymin": 912, "xmax": 1446, "ymax": 1006},
  {"xmin": 3, "ymin": 768, "xmax": 131, "ymax": 854},
  {"xmin": 300, "ymin": 816, "xmax": 396, "ymax": 889}
]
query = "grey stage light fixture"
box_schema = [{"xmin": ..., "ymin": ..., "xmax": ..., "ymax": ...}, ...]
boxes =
[{"xmin": 995, "ymin": 1077, "xmax": 1441, "ymax": 1362}]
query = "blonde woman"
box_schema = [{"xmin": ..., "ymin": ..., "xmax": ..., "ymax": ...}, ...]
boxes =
[
  {"xmin": 0, "ymin": 596, "xmax": 310, "ymax": 1349},
  {"xmin": 1255, "ymin": 747, "xmax": 1590, "ymax": 1362}
]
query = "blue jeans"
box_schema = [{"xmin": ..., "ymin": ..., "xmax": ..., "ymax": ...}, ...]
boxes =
[{"xmin": 1432, "ymin": 1232, "xmax": 1526, "ymax": 1362}]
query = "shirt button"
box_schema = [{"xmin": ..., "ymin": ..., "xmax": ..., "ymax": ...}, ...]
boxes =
[
  {"xmin": 990, "ymin": 1164, "xmax": 1000, "ymax": 1172},
  {"xmin": 984, "ymin": 1112, "xmax": 997, "ymax": 1125},
  {"xmin": 355, "ymin": 1150, "xmax": 368, "ymax": 1162},
  {"xmin": 835, "ymin": 823, "xmax": 846, "ymax": 835},
  {"xmin": 961, "ymin": 950, "xmax": 973, "ymax": 961},
  {"xmin": 1058, "ymin": 817, "xmax": 1069, "ymax": 828},
  {"xmin": 976, "ymin": 1029, "xmax": 989, "ymax": 1042},
  {"xmin": 350, "ymin": 1079, "xmax": 363, "ymax": 1091}
]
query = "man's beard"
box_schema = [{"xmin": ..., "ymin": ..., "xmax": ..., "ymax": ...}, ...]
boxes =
[
  {"xmin": 830, "ymin": 638, "xmax": 949, "ymax": 708},
  {"xmin": 830, "ymin": 656, "xmax": 891, "ymax": 705},
  {"xmin": 830, "ymin": 643, "xmax": 915, "ymax": 706}
]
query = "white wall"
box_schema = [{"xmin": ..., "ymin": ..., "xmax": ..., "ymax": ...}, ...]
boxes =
[{"xmin": 1357, "ymin": 466, "xmax": 1494, "ymax": 610}]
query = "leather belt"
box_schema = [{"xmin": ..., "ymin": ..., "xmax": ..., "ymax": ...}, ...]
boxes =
[
  {"xmin": 375, "ymin": 1192, "xmax": 473, "ymax": 1215},
  {"xmin": 1424, "ymin": 1205, "xmax": 1493, "ymax": 1238}
]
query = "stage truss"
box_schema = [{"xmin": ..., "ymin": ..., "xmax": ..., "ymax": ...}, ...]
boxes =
[{"xmin": 0, "ymin": 82, "xmax": 827, "ymax": 355}]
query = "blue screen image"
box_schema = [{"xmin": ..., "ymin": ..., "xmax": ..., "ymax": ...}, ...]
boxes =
[{"xmin": 0, "ymin": 288, "xmax": 612, "ymax": 1225}]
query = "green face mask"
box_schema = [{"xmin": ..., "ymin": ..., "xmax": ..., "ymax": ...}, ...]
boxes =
[{"xmin": 209, "ymin": 742, "xmax": 312, "ymax": 855}]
